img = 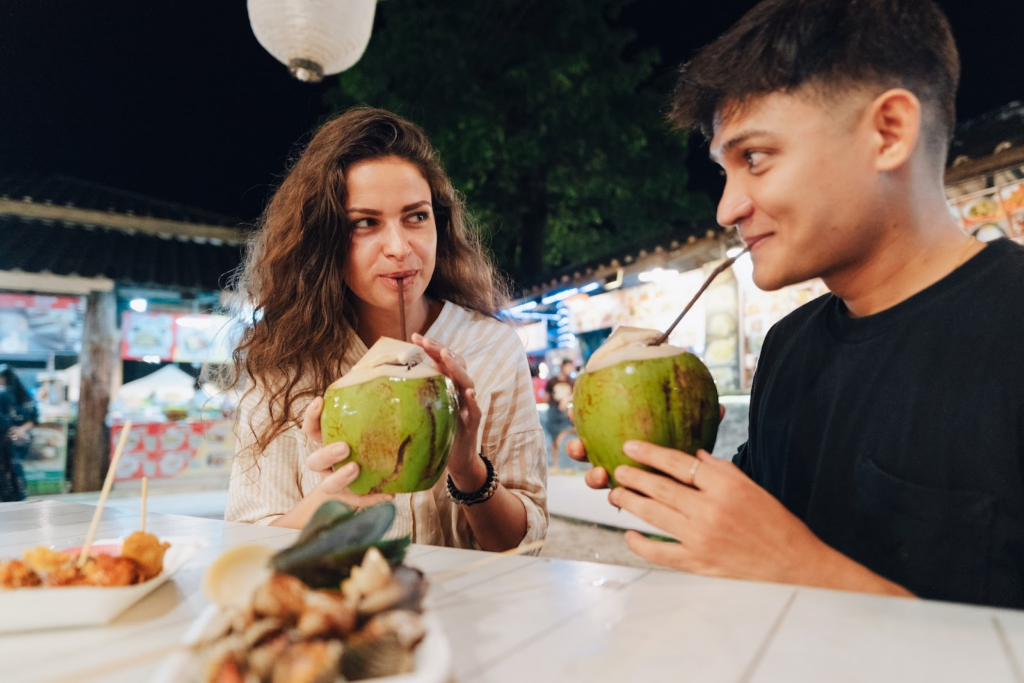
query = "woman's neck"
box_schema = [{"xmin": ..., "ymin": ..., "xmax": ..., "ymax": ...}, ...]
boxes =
[{"xmin": 354, "ymin": 296, "xmax": 442, "ymax": 348}]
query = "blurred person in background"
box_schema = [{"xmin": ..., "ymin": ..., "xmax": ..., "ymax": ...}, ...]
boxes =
[{"xmin": 0, "ymin": 366, "xmax": 37, "ymax": 501}]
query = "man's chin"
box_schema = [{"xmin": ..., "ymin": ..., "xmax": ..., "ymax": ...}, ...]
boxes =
[{"xmin": 752, "ymin": 269, "xmax": 809, "ymax": 292}]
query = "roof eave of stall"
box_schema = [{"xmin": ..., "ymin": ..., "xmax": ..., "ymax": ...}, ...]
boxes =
[
  {"xmin": 513, "ymin": 221, "xmax": 738, "ymax": 302},
  {"xmin": 0, "ymin": 197, "xmax": 246, "ymax": 245}
]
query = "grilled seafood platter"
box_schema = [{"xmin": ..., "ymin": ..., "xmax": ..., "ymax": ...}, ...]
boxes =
[{"xmin": 176, "ymin": 500, "xmax": 446, "ymax": 683}]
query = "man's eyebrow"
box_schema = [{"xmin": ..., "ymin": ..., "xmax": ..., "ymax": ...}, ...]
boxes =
[
  {"xmin": 346, "ymin": 200, "xmax": 430, "ymax": 215},
  {"xmin": 709, "ymin": 129, "xmax": 776, "ymax": 161}
]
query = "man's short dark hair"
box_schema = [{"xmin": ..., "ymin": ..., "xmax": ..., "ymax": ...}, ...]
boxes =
[{"xmin": 670, "ymin": 0, "xmax": 960, "ymax": 150}]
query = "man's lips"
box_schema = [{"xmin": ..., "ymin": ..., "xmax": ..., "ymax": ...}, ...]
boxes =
[{"xmin": 742, "ymin": 233, "xmax": 773, "ymax": 249}]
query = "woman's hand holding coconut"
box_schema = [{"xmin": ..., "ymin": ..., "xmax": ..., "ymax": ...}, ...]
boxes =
[
  {"xmin": 263, "ymin": 399, "xmax": 397, "ymax": 529},
  {"xmin": 410, "ymin": 334, "xmax": 485, "ymax": 492},
  {"xmin": 410, "ymin": 332, "xmax": 531, "ymax": 552}
]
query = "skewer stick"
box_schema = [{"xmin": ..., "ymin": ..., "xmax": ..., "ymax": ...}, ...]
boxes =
[
  {"xmin": 397, "ymin": 276, "xmax": 407, "ymax": 342},
  {"xmin": 654, "ymin": 239, "xmax": 760, "ymax": 345},
  {"xmin": 431, "ymin": 540, "xmax": 545, "ymax": 583},
  {"xmin": 77, "ymin": 420, "xmax": 132, "ymax": 567},
  {"xmin": 140, "ymin": 476, "xmax": 148, "ymax": 533}
]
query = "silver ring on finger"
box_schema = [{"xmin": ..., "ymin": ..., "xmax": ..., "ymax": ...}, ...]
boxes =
[{"xmin": 687, "ymin": 458, "xmax": 701, "ymax": 488}]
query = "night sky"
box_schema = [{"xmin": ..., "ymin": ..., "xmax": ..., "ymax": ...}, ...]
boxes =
[{"xmin": 2, "ymin": 1, "xmax": 1022, "ymax": 223}]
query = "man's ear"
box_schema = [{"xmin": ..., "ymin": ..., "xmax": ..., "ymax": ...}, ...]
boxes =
[{"xmin": 869, "ymin": 88, "xmax": 923, "ymax": 173}]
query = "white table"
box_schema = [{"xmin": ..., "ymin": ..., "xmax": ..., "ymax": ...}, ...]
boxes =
[{"xmin": 3, "ymin": 499, "xmax": 1024, "ymax": 683}]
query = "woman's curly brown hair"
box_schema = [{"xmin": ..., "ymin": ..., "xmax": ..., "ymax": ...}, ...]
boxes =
[{"xmin": 229, "ymin": 107, "xmax": 509, "ymax": 458}]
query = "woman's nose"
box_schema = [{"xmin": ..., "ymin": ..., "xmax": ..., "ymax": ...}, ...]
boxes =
[{"xmin": 381, "ymin": 222, "xmax": 411, "ymax": 258}]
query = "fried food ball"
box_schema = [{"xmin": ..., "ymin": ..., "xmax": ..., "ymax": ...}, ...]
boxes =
[
  {"xmin": 22, "ymin": 546, "xmax": 73, "ymax": 574},
  {"xmin": 45, "ymin": 564, "xmax": 88, "ymax": 587},
  {"xmin": 120, "ymin": 531, "xmax": 170, "ymax": 581},
  {"xmin": 81, "ymin": 555, "xmax": 140, "ymax": 587},
  {"xmin": 0, "ymin": 560, "xmax": 42, "ymax": 588}
]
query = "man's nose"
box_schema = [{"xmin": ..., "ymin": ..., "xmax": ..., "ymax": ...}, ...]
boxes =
[{"xmin": 717, "ymin": 176, "xmax": 754, "ymax": 228}]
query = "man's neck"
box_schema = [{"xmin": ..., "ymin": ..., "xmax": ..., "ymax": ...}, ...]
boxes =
[
  {"xmin": 824, "ymin": 201, "xmax": 981, "ymax": 318},
  {"xmin": 354, "ymin": 296, "xmax": 437, "ymax": 348}
]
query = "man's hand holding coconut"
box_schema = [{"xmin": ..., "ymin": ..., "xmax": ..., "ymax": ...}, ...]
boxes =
[{"xmin": 566, "ymin": 328, "xmax": 912, "ymax": 597}]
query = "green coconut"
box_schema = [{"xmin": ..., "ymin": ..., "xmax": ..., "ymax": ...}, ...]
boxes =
[
  {"xmin": 572, "ymin": 327, "xmax": 720, "ymax": 488},
  {"xmin": 321, "ymin": 337, "xmax": 458, "ymax": 495}
]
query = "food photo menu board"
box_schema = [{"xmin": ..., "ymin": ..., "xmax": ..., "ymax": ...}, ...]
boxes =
[
  {"xmin": 121, "ymin": 312, "xmax": 234, "ymax": 363},
  {"xmin": 1001, "ymin": 181, "xmax": 1024, "ymax": 237},
  {"xmin": 111, "ymin": 420, "xmax": 236, "ymax": 480},
  {"xmin": 564, "ymin": 269, "xmax": 707, "ymax": 354},
  {"xmin": 0, "ymin": 293, "xmax": 83, "ymax": 356},
  {"xmin": 741, "ymin": 278, "xmax": 830, "ymax": 390},
  {"xmin": 701, "ymin": 260, "xmax": 741, "ymax": 391},
  {"xmin": 946, "ymin": 165, "xmax": 1024, "ymax": 241}
]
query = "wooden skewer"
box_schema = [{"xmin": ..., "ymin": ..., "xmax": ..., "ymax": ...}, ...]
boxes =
[
  {"xmin": 653, "ymin": 239, "xmax": 760, "ymax": 345},
  {"xmin": 140, "ymin": 476, "xmax": 148, "ymax": 533},
  {"xmin": 431, "ymin": 540, "xmax": 545, "ymax": 583},
  {"xmin": 77, "ymin": 420, "xmax": 132, "ymax": 567},
  {"xmin": 397, "ymin": 276, "xmax": 407, "ymax": 342}
]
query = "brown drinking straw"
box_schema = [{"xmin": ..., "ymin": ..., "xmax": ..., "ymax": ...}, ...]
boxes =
[
  {"xmin": 654, "ymin": 238, "xmax": 762, "ymax": 345},
  {"xmin": 398, "ymin": 276, "xmax": 407, "ymax": 341}
]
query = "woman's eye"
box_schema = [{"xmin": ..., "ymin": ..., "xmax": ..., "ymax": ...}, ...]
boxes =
[
  {"xmin": 352, "ymin": 218, "xmax": 375, "ymax": 229},
  {"xmin": 407, "ymin": 211, "xmax": 430, "ymax": 223}
]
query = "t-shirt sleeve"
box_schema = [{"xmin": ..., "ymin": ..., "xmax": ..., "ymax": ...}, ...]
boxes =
[
  {"xmin": 225, "ymin": 389, "xmax": 309, "ymax": 526},
  {"xmin": 732, "ymin": 441, "xmax": 752, "ymax": 476}
]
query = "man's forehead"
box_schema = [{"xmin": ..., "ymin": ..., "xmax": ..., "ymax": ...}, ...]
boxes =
[
  {"xmin": 711, "ymin": 94, "xmax": 788, "ymax": 148},
  {"xmin": 710, "ymin": 91, "xmax": 841, "ymax": 159}
]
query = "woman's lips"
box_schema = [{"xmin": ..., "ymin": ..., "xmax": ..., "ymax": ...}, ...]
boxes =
[{"xmin": 380, "ymin": 271, "xmax": 417, "ymax": 290}]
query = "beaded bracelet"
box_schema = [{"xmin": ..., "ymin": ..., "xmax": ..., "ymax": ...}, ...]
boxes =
[{"xmin": 446, "ymin": 454, "xmax": 499, "ymax": 506}]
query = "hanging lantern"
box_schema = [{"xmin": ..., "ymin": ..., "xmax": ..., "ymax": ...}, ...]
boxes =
[{"xmin": 247, "ymin": 0, "xmax": 378, "ymax": 83}]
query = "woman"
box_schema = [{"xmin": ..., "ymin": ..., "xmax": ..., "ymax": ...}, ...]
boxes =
[
  {"xmin": 224, "ymin": 108, "xmax": 547, "ymax": 552},
  {"xmin": 0, "ymin": 366, "xmax": 37, "ymax": 502}
]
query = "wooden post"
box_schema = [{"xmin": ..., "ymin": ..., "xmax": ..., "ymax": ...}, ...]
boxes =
[{"xmin": 73, "ymin": 291, "xmax": 117, "ymax": 492}]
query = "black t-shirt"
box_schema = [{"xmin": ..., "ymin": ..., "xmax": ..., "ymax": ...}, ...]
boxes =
[{"xmin": 734, "ymin": 238, "xmax": 1024, "ymax": 608}]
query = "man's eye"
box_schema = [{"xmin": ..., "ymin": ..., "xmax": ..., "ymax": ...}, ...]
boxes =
[{"xmin": 745, "ymin": 151, "xmax": 767, "ymax": 170}]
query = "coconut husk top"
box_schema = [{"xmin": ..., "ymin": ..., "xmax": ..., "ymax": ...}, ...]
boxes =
[
  {"xmin": 329, "ymin": 338, "xmax": 442, "ymax": 390},
  {"xmin": 584, "ymin": 327, "xmax": 687, "ymax": 374}
]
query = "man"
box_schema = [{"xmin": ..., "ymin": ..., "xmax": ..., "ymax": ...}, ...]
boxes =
[
  {"xmin": 545, "ymin": 359, "xmax": 576, "ymax": 468},
  {"xmin": 569, "ymin": 0, "xmax": 1024, "ymax": 608}
]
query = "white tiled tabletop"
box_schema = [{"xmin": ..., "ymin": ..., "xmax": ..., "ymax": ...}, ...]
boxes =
[{"xmin": 3, "ymin": 499, "xmax": 1022, "ymax": 683}]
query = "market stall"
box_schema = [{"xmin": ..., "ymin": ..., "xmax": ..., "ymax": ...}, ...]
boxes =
[{"xmin": 110, "ymin": 311, "xmax": 240, "ymax": 482}]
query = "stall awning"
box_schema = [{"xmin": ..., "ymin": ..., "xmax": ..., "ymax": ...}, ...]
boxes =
[{"xmin": 0, "ymin": 173, "xmax": 246, "ymax": 292}]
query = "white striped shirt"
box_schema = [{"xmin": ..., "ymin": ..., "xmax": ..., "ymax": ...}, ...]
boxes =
[{"xmin": 225, "ymin": 301, "xmax": 549, "ymax": 550}]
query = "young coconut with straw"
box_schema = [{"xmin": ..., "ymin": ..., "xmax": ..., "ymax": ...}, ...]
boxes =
[{"xmin": 224, "ymin": 108, "xmax": 548, "ymax": 553}]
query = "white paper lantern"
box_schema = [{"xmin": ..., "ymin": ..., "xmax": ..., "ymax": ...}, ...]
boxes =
[{"xmin": 247, "ymin": 0, "xmax": 378, "ymax": 82}]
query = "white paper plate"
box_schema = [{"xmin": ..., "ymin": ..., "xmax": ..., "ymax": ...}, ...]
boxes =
[
  {"xmin": 0, "ymin": 536, "xmax": 205, "ymax": 633},
  {"xmin": 152, "ymin": 604, "xmax": 452, "ymax": 683}
]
